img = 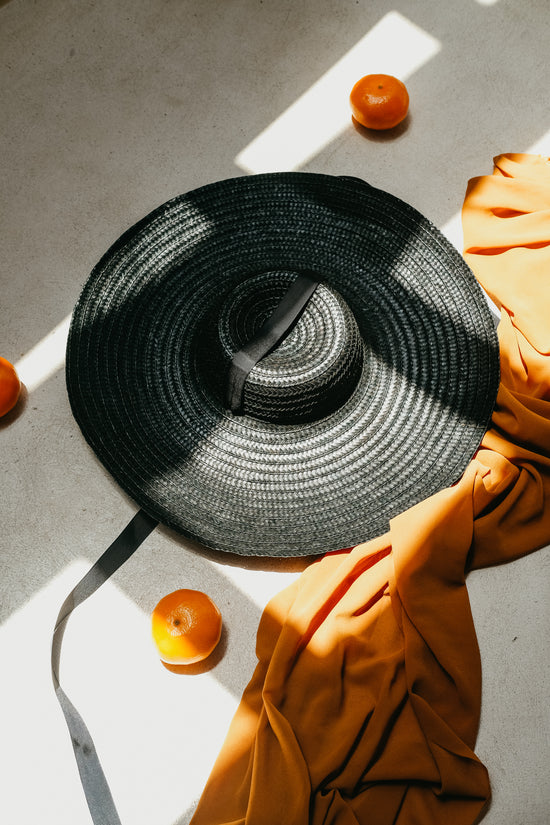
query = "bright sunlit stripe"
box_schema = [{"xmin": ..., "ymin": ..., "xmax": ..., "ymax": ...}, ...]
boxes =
[
  {"xmin": 440, "ymin": 210, "xmax": 501, "ymax": 321},
  {"xmin": 474, "ymin": 0, "xmax": 500, "ymax": 6},
  {"xmin": 0, "ymin": 560, "xmax": 237, "ymax": 825},
  {"xmin": 527, "ymin": 127, "xmax": 550, "ymax": 157},
  {"xmin": 440, "ymin": 211, "xmax": 464, "ymax": 252},
  {"xmin": 15, "ymin": 312, "xmax": 72, "ymax": 391},
  {"xmin": 217, "ymin": 558, "xmax": 302, "ymax": 609},
  {"xmin": 235, "ymin": 11, "xmax": 441, "ymax": 174}
]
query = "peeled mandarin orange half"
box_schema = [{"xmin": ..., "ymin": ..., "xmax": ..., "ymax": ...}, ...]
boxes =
[
  {"xmin": 349, "ymin": 74, "xmax": 409, "ymax": 131},
  {"xmin": 151, "ymin": 589, "xmax": 223, "ymax": 665},
  {"xmin": 0, "ymin": 357, "xmax": 21, "ymax": 417}
]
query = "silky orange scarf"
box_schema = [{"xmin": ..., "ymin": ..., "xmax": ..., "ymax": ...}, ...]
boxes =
[{"xmin": 190, "ymin": 153, "xmax": 550, "ymax": 825}]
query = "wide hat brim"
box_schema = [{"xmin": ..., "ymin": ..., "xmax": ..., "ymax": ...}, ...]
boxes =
[{"xmin": 66, "ymin": 173, "xmax": 499, "ymax": 557}]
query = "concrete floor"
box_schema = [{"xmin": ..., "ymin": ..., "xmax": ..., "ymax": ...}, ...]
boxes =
[{"xmin": 1, "ymin": 1, "xmax": 549, "ymax": 823}]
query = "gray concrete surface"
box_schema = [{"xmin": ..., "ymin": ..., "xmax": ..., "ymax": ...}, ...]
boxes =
[{"xmin": 1, "ymin": 1, "xmax": 549, "ymax": 823}]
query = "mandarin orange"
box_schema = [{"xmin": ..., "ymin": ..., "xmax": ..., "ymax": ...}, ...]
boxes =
[
  {"xmin": 151, "ymin": 589, "xmax": 222, "ymax": 665},
  {"xmin": 350, "ymin": 74, "xmax": 409, "ymax": 131},
  {"xmin": 0, "ymin": 357, "xmax": 21, "ymax": 417}
]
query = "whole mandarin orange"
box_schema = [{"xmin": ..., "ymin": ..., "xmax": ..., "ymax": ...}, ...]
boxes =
[
  {"xmin": 151, "ymin": 589, "xmax": 222, "ymax": 665},
  {"xmin": 350, "ymin": 74, "xmax": 409, "ymax": 130},
  {"xmin": 0, "ymin": 357, "xmax": 21, "ymax": 417}
]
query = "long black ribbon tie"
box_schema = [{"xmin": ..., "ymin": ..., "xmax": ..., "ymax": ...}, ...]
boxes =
[
  {"xmin": 51, "ymin": 509, "xmax": 159, "ymax": 825},
  {"xmin": 226, "ymin": 272, "xmax": 320, "ymax": 413},
  {"xmin": 53, "ymin": 273, "xmax": 319, "ymax": 821}
]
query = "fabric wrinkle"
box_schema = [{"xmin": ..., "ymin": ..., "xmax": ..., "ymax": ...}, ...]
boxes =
[{"xmin": 190, "ymin": 153, "xmax": 550, "ymax": 825}]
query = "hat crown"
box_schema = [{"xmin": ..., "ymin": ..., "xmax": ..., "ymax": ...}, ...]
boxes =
[{"xmin": 217, "ymin": 272, "xmax": 364, "ymax": 424}]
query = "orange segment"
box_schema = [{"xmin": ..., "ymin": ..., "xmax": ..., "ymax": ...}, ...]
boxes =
[{"xmin": 151, "ymin": 589, "xmax": 222, "ymax": 665}]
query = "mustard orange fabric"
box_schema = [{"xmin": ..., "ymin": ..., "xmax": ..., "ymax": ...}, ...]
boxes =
[{"xmin": 190, "ymin": 154, "xmax": 550, "ymax": 825}]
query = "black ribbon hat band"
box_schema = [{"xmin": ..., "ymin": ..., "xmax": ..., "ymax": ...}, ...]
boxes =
[{"xmin": 226, "ymin": 272, "xmax": 319, "ymax": 414}]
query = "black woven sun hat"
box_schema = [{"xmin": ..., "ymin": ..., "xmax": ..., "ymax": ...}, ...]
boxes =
[{"xmin": 66, "ymin": 172, "xmax": 499, "ymax": 557}]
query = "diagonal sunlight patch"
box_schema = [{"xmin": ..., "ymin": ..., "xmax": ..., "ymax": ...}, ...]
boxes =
[
  {"xmin": 15, "ymin": 312, "xmax": 72, "ymax": 391},
  {"xmin": 440, "ymin": 211, "xmax": 500, "ymax": 321},
  {"xmin": 235, "ymin": 11, "xmax": 441, "ymax": 174},
  {"xmin": 527, "ymin": 127, "xmax": 550, "ymax": 157},
  {"xmin": 217, "ymin": 558, "xmax": 302, "ymax": 610},
  {"xmin": 439, "ymin": 211, "xmax": 464, "ymax": 252},
  {"xmin": 0, "ymin": 560, "xmax": 237, "ymax": 825}
]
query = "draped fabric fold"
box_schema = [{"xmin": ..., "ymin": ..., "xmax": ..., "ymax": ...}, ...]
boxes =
[{"xmin": 190, "ymin": 154, "xmax": 550, "ymax": 825}]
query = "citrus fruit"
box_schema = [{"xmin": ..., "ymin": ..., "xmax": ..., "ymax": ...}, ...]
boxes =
[
  {"xmin": 0, "ymin": 357, "xmax": 21, "ymax": 417},
  {"xmin": 151, "ymin": 589, "xmax": 223, "ymax": 665},
  {"xmin": 349, "ymin": 74, "xmax": 409, "ymax": 130}
]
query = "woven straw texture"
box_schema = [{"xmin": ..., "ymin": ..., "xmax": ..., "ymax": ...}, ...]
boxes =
[{"xmin": 66, "ymin": 173, "xmax": 499, "ymax": 556}]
